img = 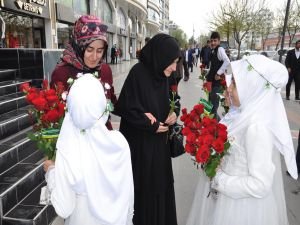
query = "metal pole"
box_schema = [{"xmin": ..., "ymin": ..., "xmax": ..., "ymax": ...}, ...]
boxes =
[{"xmin": 279, "ymin": 0, "xmax": 291, "ymax": 63}]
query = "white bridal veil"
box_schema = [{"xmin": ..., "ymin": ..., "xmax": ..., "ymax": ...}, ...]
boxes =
[{"xmin": 51, "ymin": 74, "xmax": 134, "ymax": 224}]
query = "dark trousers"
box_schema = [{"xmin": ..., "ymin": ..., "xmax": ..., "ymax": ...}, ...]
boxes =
[
  {"xmin": 286, "ymin": 74, "xmax": 300, "ymax": 99},
  {"xmin": 209, "ymin": 86, "xmax": 221, "ymax": 121},
  {"xmin": 188, "ymin": 63, "xmax": 193, "ymax": 73},
  {"xmin": 296, "ymin": 129, "xmax": 300, "ymax": 173},
  {"xmin": 111, "ymin": 56, "xmax": 115, "ymax": 64}
]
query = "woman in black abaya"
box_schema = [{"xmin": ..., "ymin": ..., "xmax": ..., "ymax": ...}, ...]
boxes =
[{"xmin": 115, "ymin": 33, "xmax": 181, "ymax": 225}]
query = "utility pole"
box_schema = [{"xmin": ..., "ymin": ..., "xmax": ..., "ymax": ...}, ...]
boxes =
[{"xmin": 279, "ymin": 0, "xmax": 291, "ymax": 63}]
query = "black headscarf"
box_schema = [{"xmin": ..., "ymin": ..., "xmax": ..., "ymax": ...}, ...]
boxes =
[{"xmin": 139, "ymin": 33, "xmax": 180, "ymax": 79}]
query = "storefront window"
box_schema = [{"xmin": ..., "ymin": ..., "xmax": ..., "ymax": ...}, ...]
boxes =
[
  {"xmin": 55, "ymin": 0, "xmax": 88, "ymax": 14},
  {"xmin": 55, "ymin": 0, "xmax": 73, "ymax": 8},
  {"xmin": 1, "ymin": 11, "xmax": 44, "ymax": 48},
  {"xmin": 117, "ymin": 8, "xmax": 126, "ymax": 29},
  {"xmin": 57, "ymin": 22, "xmax": 73, "ymax": 49},
  {"xmin": 97, "ymin": 0, "xmax": 112, "ymax": 24}
]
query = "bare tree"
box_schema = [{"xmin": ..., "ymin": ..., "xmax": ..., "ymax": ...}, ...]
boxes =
[
  {"xmin": 286, "ymin": 0, "xmax": 300, "ymax": 47},
  {"xmin": 210, "ymin": 0, "xmax": 265, "ymax": 59}
]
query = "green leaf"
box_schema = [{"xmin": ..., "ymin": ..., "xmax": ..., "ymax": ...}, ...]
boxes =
[
  {"xmin": 224, "ymin": 141, "xmax": 231, "ymax": 151},
  {"xmin": 204, "ymin": 158, "xmax": 220, "ymax": 178}
]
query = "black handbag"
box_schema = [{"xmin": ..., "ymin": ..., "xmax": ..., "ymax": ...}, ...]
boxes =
[{"xmin": 169, "ymin": 123, "xmax": 185, "ymax": 158}]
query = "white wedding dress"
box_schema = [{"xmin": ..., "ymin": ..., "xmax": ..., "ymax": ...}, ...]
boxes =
[{"xmin": 186, "ymin": 124, "xmax": 289, "ymax": 225}]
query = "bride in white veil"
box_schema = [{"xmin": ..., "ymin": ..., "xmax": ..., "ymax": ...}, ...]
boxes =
[{"xmin": 186, "ymin": 55, "xmax": 298, "ymax": 225}]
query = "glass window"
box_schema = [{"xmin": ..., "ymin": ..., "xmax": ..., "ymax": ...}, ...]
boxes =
[
  {"xmin": 57, "ymin": 22, "xmax": 73, "ymax": 49},
  {"xmin": 1, "ymin": 11, "xmax": 35, "ymax": 48},
  {"xmin": 55, "ymin": 0, "xmax": 72, "ymax": 7},
  {"xmin": 117, "ymin": 8, "xmax": 126, "ymax": 29},
  {"xmin": 73, "ymin": 0, "xmax": 89, "ymax": 15},
  {"xmin": 97, "ymin": 0, "xmax": 112, "ymax": 24},
  {"xmin": 55, "ymin": 0, "xmax": 88, "ymax": 14}
]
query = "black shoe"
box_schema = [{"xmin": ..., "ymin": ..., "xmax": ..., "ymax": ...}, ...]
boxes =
[
  {"xmin": 296, "ymin": 97, "xmax": 300, "ymax": 101},
  {"xmin": 286, "ymin": 97, "xmax": 290, "ymax": 100}
]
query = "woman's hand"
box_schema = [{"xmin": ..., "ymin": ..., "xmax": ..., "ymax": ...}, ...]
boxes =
[
  {"xmin": 164, "ymin": 112, "xmax": 177, "ymax": 126},
  {"xmin": 145, "ymin": 113, "xmax": 157, "ymax": 124},
  {"xmin": 44, "ymin": 160, "xmax": 55, "ymax": 172},
  {"xmin": 156, "ymin": 122, "xmax": 169, "ymax": 133}
]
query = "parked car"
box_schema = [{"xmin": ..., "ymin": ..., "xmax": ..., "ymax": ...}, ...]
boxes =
[
  {"xmin": 272, "ymin": 49, "xmax": 289, "ymax": 63},
  {"xmin": 259, "ymin": 50, "xmax": 276, "ymax": 59}
]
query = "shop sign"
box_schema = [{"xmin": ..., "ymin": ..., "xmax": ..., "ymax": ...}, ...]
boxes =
[
  {"xmin": 15, "ymin": 0, "xmax": 44, "ymax": 15},
  {"xmin": 2, "ymin": 0, "xmax": 50, "ymax": 18}
]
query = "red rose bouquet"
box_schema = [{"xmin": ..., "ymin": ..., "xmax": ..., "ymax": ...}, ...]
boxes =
[
  {"xmin": 180, "ymin": 104, "xmax": 230, "ymax": 178},
  {"xmin": 19, "ymin": 80, "xmax": 66, "ymax": 160}
]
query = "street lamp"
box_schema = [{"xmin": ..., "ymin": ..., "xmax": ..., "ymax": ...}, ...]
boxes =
[{"xmin": 279, "ymin": 0, "xmax": 291, "ymax": 63}]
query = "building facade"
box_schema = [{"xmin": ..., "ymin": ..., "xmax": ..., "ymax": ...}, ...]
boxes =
[{"xmin": 0, "ymin": 0, "xmax": 163, "ymax": 60}]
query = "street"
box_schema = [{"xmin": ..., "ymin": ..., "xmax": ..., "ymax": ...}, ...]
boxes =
[{"xmin": 53, "ymin": 59, "xmax": 300, "ymax": 225}]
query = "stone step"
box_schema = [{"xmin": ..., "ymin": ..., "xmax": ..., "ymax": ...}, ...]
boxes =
[
  {"xmin": 0, "ymin": 128, "xmax": 44, "ymax": 176},
  {"xmin": 2, "ymin": 181, "xmax": 56, "ymax": 225},
  {"xmin": 0, "ymin": 80, "xmax": 31, "ymax": 97},
  {"xmin": 0, "ymin": 93, "xmax": 28, "ymax": 116},
  {"xmin": 0, "ymin": 163, "xmax": 44, "ymax": 218},
  {"xmin": 0, "ymin": 107, "xmax": 33, "ymax": 141},
  {"xmin": 0, "ymin": 70, "xmax": 17, "ymax": 82}
]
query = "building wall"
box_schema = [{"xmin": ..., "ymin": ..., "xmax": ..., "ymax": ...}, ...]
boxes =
[{"xmin": 0, "ymin": 0, "xmax": 150, "ymax": 60}]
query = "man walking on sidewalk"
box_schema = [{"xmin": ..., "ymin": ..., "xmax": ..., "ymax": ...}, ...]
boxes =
[
  {"xmin": 285, "ymin": 40, "xmax": 300, "ymax": 101},
  {"xmin": 206, "ymin": 32, "xmax": 230, "ymax": 120}
]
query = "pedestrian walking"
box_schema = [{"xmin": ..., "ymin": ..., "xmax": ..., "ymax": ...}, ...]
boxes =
[
  {"xmin": 200, "ymin": 40, "xmax": 211, "ymax": 68},
  {"xmin": 285, "ymin": 40, "xmax": 300, "ymax": 101},
  {"xmin": 206, "ymin": 32, "xmax": 230, "ymax": 120},
  {"xmin": 111, "ymin": 44, "xmax": 116, "ymax": 64},
  {"xmin": 115, "ymin": 33, "xmax": 181, "ymax": 225}
]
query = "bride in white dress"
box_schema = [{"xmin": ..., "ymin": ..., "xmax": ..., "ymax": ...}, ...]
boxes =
[
  {"xmin": 186, "ymin": 55, "xmax": 298, "ymax": 225},
  {"xmin": 43, "ymin": 74, "xmax": 134, "ymax": 225}
]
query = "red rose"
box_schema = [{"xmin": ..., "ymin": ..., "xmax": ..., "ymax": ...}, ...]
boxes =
[
  {"xmin": 184, "ymin": 117, "xmax": 192, "ymax": 126},
  {"xmin": 19, "ymin": 82, "xmax": 30, "ymax": 93},
  {"xmin": 217, "ymin": 129, "xmax": 228, "ymax": 142},
  {"xmin": 28, "ymin": 87, "xmax": 39, "ymax": 94},
  {"xmin": 182, "ymin": 127, "xmax": 192, "ymax": 136},
  {"xmin": 182, "ymin": 108, "xmax": 187, "ymax": 115},
  {"xmin": 190, "ymin": 111, "xmax": 199, "ymax": 122},
  {"xmin": 26, "ymin": 92, "xmax": 39, "ymax": 104},
  {"xmin": 186, "ymin": 133, "xmax": 196, "ymax": 144},
  {"xmin": 180, "ymin": 114, "xmax": 187, "ymax": 122},
  {"xmin": 32, "ymin": 97, "xmax": 48, "ymax": 111},
  {"xmin": 201, "ymin": 127, "xmax": 210, "ymax": 135},
  {"xmin": 170, "ymin": 85, "xmax": 177, "ymax": 92},
  {"xmin": 203, "ymin": 82, "xmax": 212, "ymax": 92},
  {"xmin": 44, "ymin": 109, "xmax": 60, "ymax": 123},
  {"xmin": 57, "ymin": 102, "xmax": 65, "ymax": 117},
  {"xmin": 185, "ymin": 143, "xmax": 196, "ymax": 155},
  {"xmin": 46, "ymin": 95, "xmax": 59, "ymax": 105},
  {"xmin": 202, "ymin": 117, "xmax": 211, "ymax": 127},
  {"xmin": 217, "ymin": 123, "xmax": 227, "ymax": 131},
  {"xmin": 207, "ymin": 125, "xmax": 216, "ymax": 135},
  {"xmin": 44, "ymin": 89, "xmax": 56, "ymax": 96},
  {"xmin": 196, "ymin": 145, "xmax": 210, "ymax": 163},
  {"xmin": 209, "ymin": 118, "xmax": 218, "ymax": 126},
  {"xmin": 195, "ymin": 136, "xmax": 204, "ymax": 146},
  {"xmin": 193, "ymin": 104, "xmax": 204, "ymax": 115},
  {"xmin": 42, "ymin": 80, "xmax": 49, "ymax": 90},
  {"xmin": 212, "ymin": 138, "xmax": 225, "ymax": 153},
  {"xmin": 202, "ymin": 134, "xmax": 214, "ymax": 146}
]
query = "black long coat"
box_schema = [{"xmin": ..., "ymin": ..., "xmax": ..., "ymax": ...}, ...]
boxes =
[{"xmin": 115, "ymin": 62, "xmax": 173, "ymax": 193}]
